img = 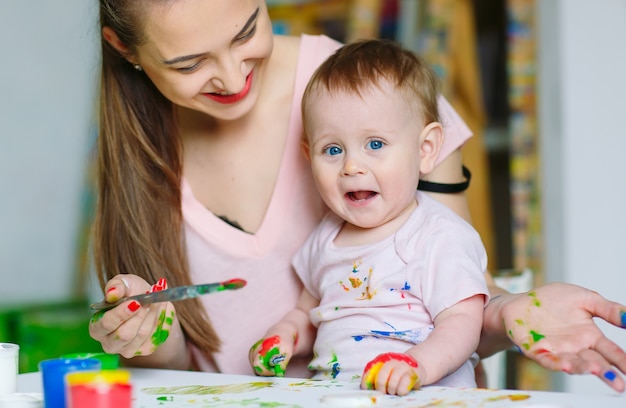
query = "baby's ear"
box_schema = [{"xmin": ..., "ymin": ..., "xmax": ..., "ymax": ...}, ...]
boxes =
[
  {"xmin": 419, "ymin": 122, "xmax": 444, "ymax": 175},
  {"xmin": 301, "ymin": 137, "xmax": 312, "ymax": 163}
]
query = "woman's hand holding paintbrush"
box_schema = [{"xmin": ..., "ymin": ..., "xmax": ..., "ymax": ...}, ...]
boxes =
[{"xmin": 88, "ymin": 275, "xmax": 244, "ymax": 370}]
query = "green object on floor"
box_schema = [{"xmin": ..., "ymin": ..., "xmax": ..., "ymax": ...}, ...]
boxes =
[{"xmin": 15, "ymin": 301, "xmax": 104, "ymax": 373}]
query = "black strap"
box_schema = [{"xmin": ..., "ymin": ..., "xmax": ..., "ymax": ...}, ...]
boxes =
[{"xmin": 417, "ymin": 166, "xmax": 472, "ymax": 194}]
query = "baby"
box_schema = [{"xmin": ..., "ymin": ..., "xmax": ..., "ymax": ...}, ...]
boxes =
[{"xmin": 250, "ymin": 39, "xmax": 489, "ymax": 396}]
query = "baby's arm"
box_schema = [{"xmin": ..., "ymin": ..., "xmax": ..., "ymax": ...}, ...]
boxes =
[
  {"xmin": 361, "ymin": 294, "xmax": 485, "ymax": 395},
  {"xmin": 249, "ymin": 288, "xmax": 318, "ymax": 376}
]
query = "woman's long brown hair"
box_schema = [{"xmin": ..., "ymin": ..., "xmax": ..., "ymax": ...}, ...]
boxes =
[{"xmin": 95, "ymin": 0, "xmax": 220, "ymax": 365}]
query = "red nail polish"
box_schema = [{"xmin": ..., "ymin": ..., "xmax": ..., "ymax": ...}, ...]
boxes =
[
  {"xmin": 154, "ymin": 278, "xmax": 167, "ymax": 291},
  {"xmin": 128, "ymin": 301, "xmax": 140, "ymax": 312},
  {"xmin": 106, "ymin": 287, "xmax": 116, "ymax": 294}
]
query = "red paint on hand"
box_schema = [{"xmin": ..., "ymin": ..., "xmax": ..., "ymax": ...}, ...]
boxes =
[
  {"xmin": 259, "ymin": 335, "xmax": 281, "ymax": 356},
  {"xmin": 362, "ymin": 352, "xmax": 419, "ymax": 390},
  {"xmin": 363, "ymin": 352, "xmax": 418, "ymax": 373}
]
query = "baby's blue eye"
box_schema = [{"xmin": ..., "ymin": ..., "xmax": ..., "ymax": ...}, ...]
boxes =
[
  {"xmin": 368, "ymin": 140, "xmax": 384, "ymax": 150},
  {"xmin": 324, "ymin": 145, "xmax": 343, "ymax": 156}
]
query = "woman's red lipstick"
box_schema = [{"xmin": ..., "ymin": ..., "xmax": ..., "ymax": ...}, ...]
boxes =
[{"xmin": 204, "ymin": 71, "xmax": 253, "ymax": 104}]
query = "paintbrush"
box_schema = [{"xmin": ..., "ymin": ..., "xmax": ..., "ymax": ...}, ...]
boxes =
[{"xmin": 89, "ymin": 278, "xmax": 246, "ymax": 312}]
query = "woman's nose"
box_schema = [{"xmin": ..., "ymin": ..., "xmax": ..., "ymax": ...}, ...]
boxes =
[{"xmin": 210, "ymin": 55, "xmax": 246, "ymax": 93}]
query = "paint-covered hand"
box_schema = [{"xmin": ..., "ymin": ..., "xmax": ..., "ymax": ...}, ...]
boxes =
[
  {"xmin": 496, "ymin": 282, "xmax": 626, "ymax": 392},
  {"xmin": 360, "ymin": 352, "xmax": 422, "ymax": 396},
  {"xmin": 249, "ymin": 335, "xmax": 292, "ymax": 377},
  {"xmin": 89, "ymin": 274, "xmax": 182, "ymax": 367}
]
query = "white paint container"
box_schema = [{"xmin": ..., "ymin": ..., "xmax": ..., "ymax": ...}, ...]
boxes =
[
  {"xmin": 0, "ymin": 343, "xmax": 19, "ymax": 396},
  {"xmin": 0, "ymin": 392, "xmax": 43, "ymax": 408}
]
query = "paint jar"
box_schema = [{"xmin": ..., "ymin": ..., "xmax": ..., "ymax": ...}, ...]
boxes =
[
  {"xmin": 0, "ymin": 343, "xmax": 19, "ymax": 395},
  {"xmin": 38, "ymin": 358, "xmax": 101, "ymax": 408},
  {"xmin": 0, "ymin": 392, "xmax": 43, "ymax": 408},
  {"xmin": 66, "ymin": 370, "xmax": 131, "ymax": 408},
  {"xmin": 60, "ymin": 352, "xmax": 120, "ymax": 370}
]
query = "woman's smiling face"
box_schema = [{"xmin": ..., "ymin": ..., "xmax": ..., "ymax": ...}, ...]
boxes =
[{"xmin": 133, "ymin": 0, "xmax": 274, "ymax": 121}]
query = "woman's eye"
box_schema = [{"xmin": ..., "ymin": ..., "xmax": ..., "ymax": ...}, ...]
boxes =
[
  {"xmin": 237, "ymin": 24, "xmax": 257, "ymax": 42},
  {"xmin": 324, "ymin": 145, "xmax": 343, "ymax": 156},
  {"xmin": 176, "ymin": 62, "xmax": 201, "ymax": 73},
  {"xmin": 368, "ymin": 140, "xmax": 384, "ymax": 150}
]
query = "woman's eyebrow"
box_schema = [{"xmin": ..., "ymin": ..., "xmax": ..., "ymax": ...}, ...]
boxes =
[
  {"xmin": 236, "ymin": 6, "xmax": 260, "ymax": 39},
  {"xmin": 162, "ymin": 7, "xmax": 260, "ymax": 66},
  {"xmin": 163, "ymin": 52, "xmax": 205, "ymax": 65}
]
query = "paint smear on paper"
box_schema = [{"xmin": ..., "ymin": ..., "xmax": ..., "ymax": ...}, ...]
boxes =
[
  {"xmin": 286, "ymin": 380, "xmax": 344, "ymax": 389},
  {"xmin": 153, "ymin": 396, "xmax": 300, "ymax": 407},
  {"xmin": 142, "ymin": 382, "xmax": 275, "ymax": 395}
]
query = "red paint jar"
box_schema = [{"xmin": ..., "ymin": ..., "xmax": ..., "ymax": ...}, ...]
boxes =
[{"xmin": 66, "ymin": 370, "xmax": 131, "ymax": 408}]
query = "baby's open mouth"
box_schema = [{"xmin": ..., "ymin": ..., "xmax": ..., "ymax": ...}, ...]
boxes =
[{"xmin": 347, "ymin": 191, "xmax": 378, "ymax": 201}]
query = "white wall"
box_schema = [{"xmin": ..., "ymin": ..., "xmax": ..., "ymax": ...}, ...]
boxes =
[
  {"xmin": 0, "ymin": 1, "xmax": 99, "ymax": 303},
  {"xmin": 538, "ymin": 0, "xmax": 626, "ymax": 395}
]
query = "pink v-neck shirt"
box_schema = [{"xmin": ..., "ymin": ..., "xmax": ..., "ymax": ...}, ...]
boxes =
[{"xmin": 183, "ymin": 35, "xmax": 472, "ymax": 376}]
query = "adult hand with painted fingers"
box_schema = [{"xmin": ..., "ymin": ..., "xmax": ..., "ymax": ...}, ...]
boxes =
[
  {"xmin": 360, "ymin": 353, "xmax": 424, "ymax": 396},
  {"xmin": 89, "ymin": 274, "xmax": 189, "ymax": 370},
  {"xmin": 485, "ymin": 282, "xmax": 626, "ymax": 392},
  {"xmin": 249, "ymin": 334, "xmax": 292, "ymax": 377}
]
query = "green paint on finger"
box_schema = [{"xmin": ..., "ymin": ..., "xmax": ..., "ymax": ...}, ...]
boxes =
[
  {"xmin": 254, "ymin": 336, "xmax": 286, "ymax": 377},
  {"xmin": 260, "ymin": 347, "xmax": 285, "ymax": 377},
  {"xmin": 273, "ymin": 364, "xmax": 286, "ymax": 377},
  {"xmin": 90, "ymin": 310, "xmax": 105, "ymax": 323},
  {"xmin": 152, "ymin": 310, "xmax": 171, "ymax": 347}
]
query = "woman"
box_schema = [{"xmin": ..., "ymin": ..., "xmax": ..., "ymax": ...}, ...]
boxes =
[{"xmin": 90, "ymin": 0, "xmax": 626, "ymax": 391}]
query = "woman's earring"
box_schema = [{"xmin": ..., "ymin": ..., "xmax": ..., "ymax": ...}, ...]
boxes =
[{"xmin": 133, "ymin": 64, "xmax": 143, "ymax": 71}]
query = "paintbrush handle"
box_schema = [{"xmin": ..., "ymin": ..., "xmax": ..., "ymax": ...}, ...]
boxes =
[{"xmin": 90, "ymin": 279, "xmax": 246, "ymax": 312}]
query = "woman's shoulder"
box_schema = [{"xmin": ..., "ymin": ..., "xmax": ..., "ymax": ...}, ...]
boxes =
[
  {"xmin": 273, "ymin": 34, "xmax": 301, "ymax": 50},
  {"xmin": 273, "ymin": 34, "xmax": 341, "ymax": 55}
]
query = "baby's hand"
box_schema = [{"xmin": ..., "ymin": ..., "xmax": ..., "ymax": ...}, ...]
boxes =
[
  {"xmin": 249, "ymin": 335, "xmax": 292, "ymax": 377},
  {"xmin": 360, "ymin": 352, "xmax": 422, "ymax": 396}
]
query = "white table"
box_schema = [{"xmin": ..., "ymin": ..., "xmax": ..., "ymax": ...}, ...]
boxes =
[{"xmin": 18, "ymin": 368, "xmax": 626, "ymax": 407}]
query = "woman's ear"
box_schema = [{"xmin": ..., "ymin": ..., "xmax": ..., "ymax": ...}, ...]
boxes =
[
  {"xmin": 418, "ymin": 121, "xmax": 444, "ymax": 175},
  {"xmin": 102, "ymin": 26, "xmax": 134, "ymax": 62}
]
